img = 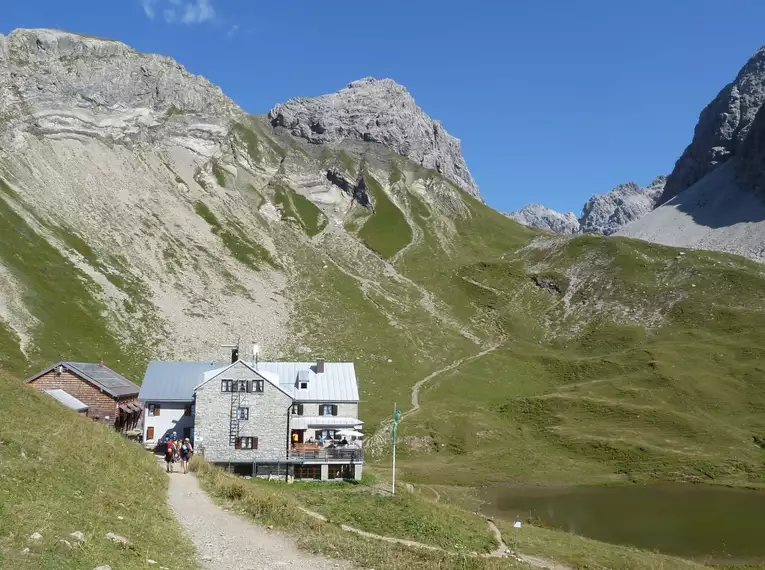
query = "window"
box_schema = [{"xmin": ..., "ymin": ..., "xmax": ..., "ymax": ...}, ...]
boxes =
[
  {"xmin": 319, "ymin": 404, "xmax": 338, "ymax": 416},
  {"xmin": 291, "ymin": 403, "xmax": 304, "ymax": 415},
  {"xmin": 221, "ymin": 379, "xmax": 234, "ymax": 392},
  {"xmin": 184, "ymin": 404, "xmax": 192, "ymax": 416},
  {"xmin": 146, "ymin": 426, "xmax": 155, "ymax": 440},
  {"xmin": 238, "ymin": 407, "xmax": 250, "ymax": 420},
  {"xmin": 295, "ymin": 465, "xmax": 321, "ymax": 479},
  {"xmin": 252, "ymin": 379, "xmax": 264, "ymax": 393},
  {"xmin": 148, "ymin": 404, "xmax": 160, "ymax": 417},
  {"xmin": 315, "ymin": 429, "xmax": 337, "ymax": 440},
  {"xmin": 235, "ymin": 437, "xmax": 258, "ymax": 449},
  {"xmin": 235, "ymin": 380, "xmax": 248, "ymax": 392},
  {"xmin": 300, "ymin": 382, "xmax": 308, "ymax": 389}
]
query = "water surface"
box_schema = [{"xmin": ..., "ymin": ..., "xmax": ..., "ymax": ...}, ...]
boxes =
[{"xmin": 481, "ymin": 483, "xmax": 765, "ymax": 564}]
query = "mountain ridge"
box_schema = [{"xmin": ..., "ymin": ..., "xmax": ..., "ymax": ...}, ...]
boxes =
[{"xmin": 507, "ymin": 176, "xmax": 665, "ymax": 236}]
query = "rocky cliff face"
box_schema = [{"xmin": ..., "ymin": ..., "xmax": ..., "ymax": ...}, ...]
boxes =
[
  {"xmin": 508, "ymin": 177, "xmax": 664, "ymax": 235},
  {"xmin": 0, "ymin": 28, "xmax": 239, "ymax": 153},
  {"xmin": 507, "ymin": 204, "xmax": 580, "ymax": 234},
  {"xmin": 268, "ymin": 77, "xmax": 480, "ymax": 199},
  {"xmin": 662, "ymin": 45, "xmax": 765, "ymax": 204},
  {"xmin": 579, "ymin": 177, "xmax": 665, "ymax": 235}
]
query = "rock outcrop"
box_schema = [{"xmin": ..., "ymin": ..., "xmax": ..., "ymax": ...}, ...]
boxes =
[
  {"xmin": 267, "ymin": 77, "xmax": 480, "ymax": 199},
  {"xmin": 0, "ymin": 28, "xmax": 239, "ymax": 154},
  {"xmin": 508, "ymin": 177, "xmax": 665, "ymax": 236},
  {"xmin": 507, "ymin": 204, "xmax": 580, "ymax": 234},
  {"xmin": 579, "ymin": 176, "xmax": 665, "ymax": 235},
  {"xmin": 661, "ymin": 44, "xmax": 765, "ymax": 204}
]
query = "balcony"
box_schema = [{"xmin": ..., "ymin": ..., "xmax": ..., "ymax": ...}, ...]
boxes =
[{"xmin": 288, "ymin": 444, "xmax": 363, "ymax": 463}]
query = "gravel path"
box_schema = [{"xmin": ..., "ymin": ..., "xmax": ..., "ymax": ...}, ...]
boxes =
[{"xmin": 166, "ymin": 471, "xmax": 356, "ymax": 570}]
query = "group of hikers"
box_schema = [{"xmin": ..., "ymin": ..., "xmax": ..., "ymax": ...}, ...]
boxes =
[{"xmin": 163, "ymin": 431, "xmax": 193, "ymax": 474}]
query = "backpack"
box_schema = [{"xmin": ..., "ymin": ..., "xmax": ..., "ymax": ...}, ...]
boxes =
[{"xmin": 182, "ymin": 444, "xmax": 188, "ymax": 452}]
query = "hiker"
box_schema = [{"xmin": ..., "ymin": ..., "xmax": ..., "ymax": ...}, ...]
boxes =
[
  {"xmin": 319, "ymin": 433, "xmax": 325, "ymax": 447},
  {"xmin": 165, "ymin": 439, "xmax": 175, "ymax": 473},
  {"xmin": 180, "ymin": 438, "xmax": 193, "ymax": 474}
]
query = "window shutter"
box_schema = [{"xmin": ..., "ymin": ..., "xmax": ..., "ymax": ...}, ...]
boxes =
[
  {"xmin": 253, "ymin": 438, "xmax": 259, "ymax": 450},
  {"xmin": 332, "ymin": 404, "xmax": 338, "ymax": 416},
  {"xmin": 298, "ymin": 404, "xmax": 304, "ymax": 415},
  {"xmin": 319, "ymin": 406, "xmax": 324, "ymax": 416},
  {"xmin": 154, "ymin": 404, "xmax": 161, "ymax": 417},
  {"xmin": 234, "ymin": 438, "xmax": 240, "ymax": 450}
]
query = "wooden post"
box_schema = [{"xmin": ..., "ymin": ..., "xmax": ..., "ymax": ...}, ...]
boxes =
[{"xmin": 392, "ymin": 402, "xmax": 396, "ymax": 496}]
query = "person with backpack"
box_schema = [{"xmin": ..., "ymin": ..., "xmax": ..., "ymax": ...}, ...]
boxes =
[
  {"xmin": 164, "ymin": 439, "xmax": 175, "ymax": 473},
  {"xmin": 180, "ymin": 438, "xmax": 193, "ymax": 474}
]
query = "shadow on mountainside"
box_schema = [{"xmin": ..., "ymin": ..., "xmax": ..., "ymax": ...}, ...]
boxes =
[{"xmin": 666, "ymin": 160, "xmax": 765, "ymax": 228}]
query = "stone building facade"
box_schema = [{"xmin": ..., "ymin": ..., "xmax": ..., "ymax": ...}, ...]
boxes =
[{"xmin": 194, "ymin": 361, "xmax": 292, "ymax": 463}]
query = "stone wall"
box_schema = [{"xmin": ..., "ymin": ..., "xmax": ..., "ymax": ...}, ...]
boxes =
[{"xmin": 195, "ymin": 362, "xmax": 292, "ymax": 463}]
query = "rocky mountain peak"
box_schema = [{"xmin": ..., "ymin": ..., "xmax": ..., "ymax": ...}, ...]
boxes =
[
  {"xmin": 662, "ymin": 44, "xmax": 765, "ymax": 204},
  {"xmin": 508, "ymin": 177, "xmax": 665, "ymax": 236},
  {"xmin": 0, "ymin": 28, "xmax": 239, "ymax": 153},
  {"xmin": 579, "ymin": 178, "xmax": 664, "ymax": 235},
  {"xmin": 267, "ymin": 76, "xmax": 480, "ymax": 199},
  {"xmin": 507, "ymin": 204, "xmax": 580, "ymax": 235}
]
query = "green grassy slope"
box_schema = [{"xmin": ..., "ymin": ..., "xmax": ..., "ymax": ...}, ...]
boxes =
[
  {"xmin": 394, "ymin": 229, "xmax": 765, "ymax": 485},
  {"xmin": 0, "ymin": 372, "xmax": 197, "ymax": 570},
  {"xmin": 0, "ymin": 194, "xmax": 150, "ymax": 380}
]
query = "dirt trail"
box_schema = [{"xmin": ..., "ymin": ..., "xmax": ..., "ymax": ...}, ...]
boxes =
[
  {"xmin": 367, "ymin": 340, "xmax": 503, "ymax": 455},
  {"xmin": 166, "ymin": 469, "xmax": 355, "ymax": 570},
  {"xmin": 299, "ymin": 505, "xmax": 572, "ymax": 570}
]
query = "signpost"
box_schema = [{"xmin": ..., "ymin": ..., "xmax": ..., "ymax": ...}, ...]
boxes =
[
  {"xmin": 391, "ymin": 404, "xmax": 401, "ymax": 495},
  {"xmin": 513, "ymin": 517, "xmax": 522, "ymax": 551}
]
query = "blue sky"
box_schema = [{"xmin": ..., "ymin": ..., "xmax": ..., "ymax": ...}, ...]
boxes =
[{"xmin": 4, "ymin": 1, "xmax": 765, "ymax": 214}]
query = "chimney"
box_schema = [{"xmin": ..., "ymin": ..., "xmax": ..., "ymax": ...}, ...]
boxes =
[
  {"xmin": 99, "ymin": 359, "xmax": 104, "ymax": 368},
  {"xmin": 316, "ymin": 358, "xmax": 325, "ymax": 374},
  {"xmin": 231, "ymin": 347, "xmax": 239, "ymax": 363}
]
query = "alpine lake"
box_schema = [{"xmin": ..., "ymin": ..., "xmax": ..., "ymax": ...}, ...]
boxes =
[{"xmin": 480, "ymin": 483, "xmax": 765, "ymax": 565}]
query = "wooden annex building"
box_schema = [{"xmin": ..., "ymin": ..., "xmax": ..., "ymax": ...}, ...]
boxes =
[{"xmin": 26, "ymin": 361, "xmax": 142, "ymax": 432}]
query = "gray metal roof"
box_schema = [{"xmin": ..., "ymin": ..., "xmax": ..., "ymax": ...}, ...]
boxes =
[
  {"xmin": 139, "ymin": 360, "xmax": 359, "ymax": 403},
  {"xmin": 259, "ymin": 361, "xmax": 359, "ymax": 402},
  {"xmin": 44, "ymin": 389, "xmax": 89, "ymax": 412},
  {"xmin": 28, "ymin": 361, "xmax": 139, "ymax": 398},
  {"xmin": 139, "ymin": 361, "xmax": 224, "ymax": 402}
]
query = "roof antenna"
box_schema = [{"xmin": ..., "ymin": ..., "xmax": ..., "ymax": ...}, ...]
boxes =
[{"xmin": 253, "ymin": 343, "xmax": 260, "ymax": 370}]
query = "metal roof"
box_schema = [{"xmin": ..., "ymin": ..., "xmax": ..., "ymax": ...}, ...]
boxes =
[
  {"xmin": 44, "ymin": 389, "xmax": 89, "ymax": 412},
  {"xmin": 291, "ymin": 416, "xmax": 363, "ymax": 429},
  {"xmin": 139, "ymin": 361, "xmax": 224, "ymax": 402},
  {"xmin": 258, "ymin": 361, "xmax": 359, "ymax": 402},
  {"xmin": 139, "ymin": 360, "xmax": 359, "ymax": 403},
  {"xmin": 28, "ymin": 361, "xmax": 139, "ymax": 398}
]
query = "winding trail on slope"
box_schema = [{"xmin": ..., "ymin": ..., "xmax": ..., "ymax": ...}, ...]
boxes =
[
  {"xmin": 367, "ymin": 340, "xmax": 504, "ymax": 455},
  {"xmin": 298, "ymin": 505, "xmax": 572, "ymax": 570}
]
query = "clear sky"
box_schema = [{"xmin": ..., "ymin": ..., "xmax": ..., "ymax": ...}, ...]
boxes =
[{"xmin": 4, "ymin": 0, "xmax": 765, "ymax": 214}]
